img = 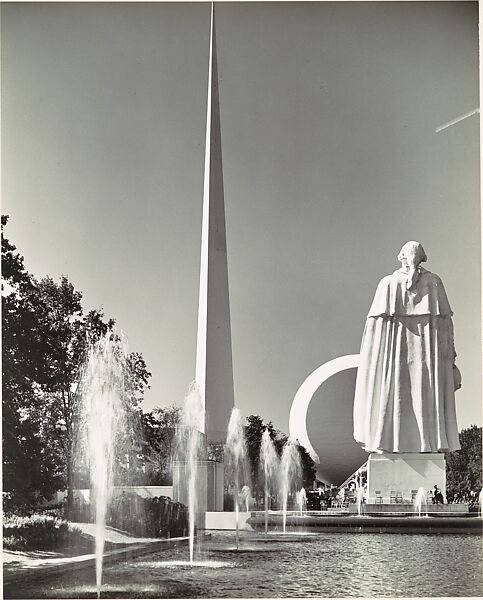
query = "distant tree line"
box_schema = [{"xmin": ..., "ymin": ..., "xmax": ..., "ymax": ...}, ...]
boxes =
[{"xmin": 446, "ymin": 425, "xmax": 482, "ymax": 504}]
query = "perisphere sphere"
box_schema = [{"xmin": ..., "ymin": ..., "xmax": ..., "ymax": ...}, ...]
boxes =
[{"xmin": 305, "ymin": 367, "xmax": 368, "ymax": 485}]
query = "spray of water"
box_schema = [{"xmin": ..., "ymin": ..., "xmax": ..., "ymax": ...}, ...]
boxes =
[
  {"xmin": 176, "ymin": 383, "xmax": 204, "ymax": 566},
  {"xmin": 76, "ymin": 335, "xmax": 128, "ymax": 598},
  {"xmin": 296, "ymin": 488, "xmax": 307, "ymax": 516},
  {"xmin": 260, "ymin": 429, "xmax": 280, "ymax": 534},
  {"xmin": 478, "ymin": 488, "xmax": 483, "ymax": 517},
  {"xmin": 225, "ymin": 408, "xmax": 249, "ymax": 550},
  {"xmin": 355, "ymin": 477, "xmax": 365, "ymax": 517},
  {"xmin": 414, "ymin": 487, "xmax": 427, "ymax": 518},
  {"xmin": 241, "ymin": 485, "xmax": 251, "ymax": 513},
  {"xmin": 280, "ymin": 439, "xmax": 301, "ymax": 534}
]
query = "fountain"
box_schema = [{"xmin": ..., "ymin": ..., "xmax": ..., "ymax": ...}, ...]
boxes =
[
  {"xmin": 414, "ymin": 487, "xmax": 427, "ymax": 518},
  {"xmin": 76, "ymin": 334, "xmax": 129, "ymax": 598},
  {"xmin": 225, "ymin": 408, "xmax": 249, "ymax": 550},
  {"xmin": 280, "ymin": 439, "xmax": 301, "ymax": 534},
  {"xmin": 260, "ymin": 429, "xmax": 280, "ymax": 534},
  {"xmin": 175, "ymin": 383, "xmax": 204, "ymax": 566},
  {"xmin": 296, "ymin": 488, "xmax": 307, "ymax": 516},
  {"xmin": 241, "ymin": 485, "xmax": 251, "ymax": 513},
  {"xmin": 355, "ymin": 480, "xmax": 365, "ymax": 517}
]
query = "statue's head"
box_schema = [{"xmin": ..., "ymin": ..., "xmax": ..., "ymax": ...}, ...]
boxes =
[{"xmin": 397, "ymin": 241, "xmax": 427, "ymax": 269}]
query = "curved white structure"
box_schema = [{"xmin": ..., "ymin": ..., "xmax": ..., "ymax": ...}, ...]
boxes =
[{"xmin": 289, "ymin": 354, "xmax": 360, "ymax": 464}]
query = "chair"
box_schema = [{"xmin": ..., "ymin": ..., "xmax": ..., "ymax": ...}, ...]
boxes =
[
  {"xmin": 389, "ymin": 490, "xmax": 397, "ymax": 504},
  {"xmin": 396, "ymin": 491, "xmax": 403, "ymax": 504},
  {"xmin": 374, "ymin": 490, "xmax": 383, "ymax": 504},
  {"xmin": 410, "ymin": 490, "xmax": 418, "ymax": 503}
]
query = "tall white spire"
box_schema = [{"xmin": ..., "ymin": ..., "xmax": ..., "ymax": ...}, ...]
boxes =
[{"xmin": 195, "ymin": 3, "xmax": 234, "ymax": 443}]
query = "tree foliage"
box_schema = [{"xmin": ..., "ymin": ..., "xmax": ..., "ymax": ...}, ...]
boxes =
[
  {"xmin": 446, "ymin": 425, "xmax": 482, "ymax": 503},
  {"xmin": 2, "ymin": 216, "xmax": 151, "ymax": 510},
  {"xmin": 244, "ymin": 414, "xmax": 316, "ymax": 500},
  {"xmin": 207, "ymin": 441, "xmax": 225, "ymax": 463},
  {"xmin": 139, "ymin": 406, "xmax": 181, "ymax": 485},
  {"xmin": 244, "ymin": 415, "xmax": 267, "ymax": 487},
  {"xmin": 2, "ymin": 216, "xmax": 62, "ymax": 508}
]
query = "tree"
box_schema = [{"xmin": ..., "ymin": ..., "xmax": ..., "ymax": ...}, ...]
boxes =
[
  {"xmin": 446, "ymin": 425, "xmax": 482, "ymax": 503},
  {"xmin": 207, "ymin": 441, "xmax": 225, "ymax": 463},
  {"xmin": 111, "ymin": 349, "xmax": 153, "ymax": 486},
  {"xmin": 267, "ymin": 426, "xmax": 316, "ymax": 490},
  {"xmin": 297, "ymin": 444, "xmax": 317, "ymax": 490},
  {"xmin": 244, "ymin": 414, "xmax": 316, "ymax": 501},
  {"xmin": 139, "ymin": 406, "xmax": 180, "ymax": 485},
  {"xmin": 244, "ymin": 415, "xmax": 268, "ymax": 497},
  {"xmin": 2, "ymin": 216, "xmax": 62, "ymax": 509},
  {"xmin": 2, "ymin": 216, "xmax": 152, "ymax": 511},
  {"xmin": 29, "ymin": 277, "xmax": 126, "ymax": 511}
]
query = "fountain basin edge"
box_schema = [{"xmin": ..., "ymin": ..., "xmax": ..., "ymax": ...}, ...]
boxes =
[
  {"xmin": 3, "ymin": 533, "xmax": 210, "ymax": 591},
  {"xmin": 247, "ymin": 514, "xmax": 482, "ymax": 534}
]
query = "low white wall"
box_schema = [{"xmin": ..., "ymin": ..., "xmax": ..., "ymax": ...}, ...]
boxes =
[
  {"xmin": 111, "ymin": 486, "xmax": 173, "ymax": 499},
  {"xmin": 205, "ymin": 511, "xmax": 253, "ymax": 531}
]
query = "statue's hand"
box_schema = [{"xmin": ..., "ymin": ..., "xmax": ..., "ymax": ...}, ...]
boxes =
[{"xmin": 453, "ymin": 364, "xmax": 462, "ymax": 391}]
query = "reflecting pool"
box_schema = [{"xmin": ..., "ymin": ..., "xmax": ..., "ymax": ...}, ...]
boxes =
[{"xmin": 5, "ymin": 530, "xmax": 482, "ymax": 598}]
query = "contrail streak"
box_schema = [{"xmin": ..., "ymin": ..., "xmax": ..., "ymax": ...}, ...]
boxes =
[{"xmin": 436, "ymin": 108, "xmax": 480, "ymax": 133}]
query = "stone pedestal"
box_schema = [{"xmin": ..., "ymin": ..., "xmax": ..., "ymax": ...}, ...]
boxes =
[
  {"xmin": 366, "ymin": 453, "xmax": 446, "ymax": 504},
  {"xmin": 206, "ymin": 460, "xmax": 224, "ymax": 511}
]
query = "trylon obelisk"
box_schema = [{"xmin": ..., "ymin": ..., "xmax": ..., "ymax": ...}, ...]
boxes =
[{"xmin": 196, "ymin": 4, "xmax": 234, "ymax": 444}]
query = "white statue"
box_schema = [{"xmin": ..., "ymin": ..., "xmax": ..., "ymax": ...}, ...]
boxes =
[{"xmin": 353, "ymin": 241, "xmax": 461, "ymax": 454}]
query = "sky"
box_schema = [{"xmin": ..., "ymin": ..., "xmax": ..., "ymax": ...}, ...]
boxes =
[{"xmin": 2, "ymin": 1, "xmax": 481, "ymax": 436}]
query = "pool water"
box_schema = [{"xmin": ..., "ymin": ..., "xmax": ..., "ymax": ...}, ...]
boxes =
[{"xmin": 5, "ymin": 530, "xmax": 483, "ymax": 598}]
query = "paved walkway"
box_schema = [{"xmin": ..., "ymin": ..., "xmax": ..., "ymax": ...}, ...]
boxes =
[
  {"xmin": 3, "ymin": 523, "xmax": 190, "ymax": 587},
  {"xmin": 69, "ymin": 522, "xmax": 165, "ymax": 544}
]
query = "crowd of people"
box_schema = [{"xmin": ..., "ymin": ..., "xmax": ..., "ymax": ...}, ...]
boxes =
[
  {"xmin": 446, "ymin": 488, "xmax": 481, "ymax": 507},
  {"xmin": 305, "ymin": 483, "xmax": 362, "ymax": 510},
  {"xmin": 306, "ymin": 483, "xmax": 483, "ymax": 509}
]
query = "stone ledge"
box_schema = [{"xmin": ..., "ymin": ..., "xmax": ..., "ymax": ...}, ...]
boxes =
[
  {"xmin": 3, "ymin": 534, "xmax": 208, "ymax": 589},
  {"xmin": 359, "ymin": 503, "xmax": 468, "ymax": 513},
  {"xmin": 247, "ymin": 514, "xmax": 483, "ymax": 534}
]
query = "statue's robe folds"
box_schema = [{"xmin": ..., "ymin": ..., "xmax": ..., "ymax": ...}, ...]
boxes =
[{"xmin": 353, "ymin": 268, "xmax": 460, "ymax": 453}]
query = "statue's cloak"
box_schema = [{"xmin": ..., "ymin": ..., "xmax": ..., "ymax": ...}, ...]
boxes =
[{"xmin": 353, "ymin": 268, "xmax": 460, "ymax": 453}]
